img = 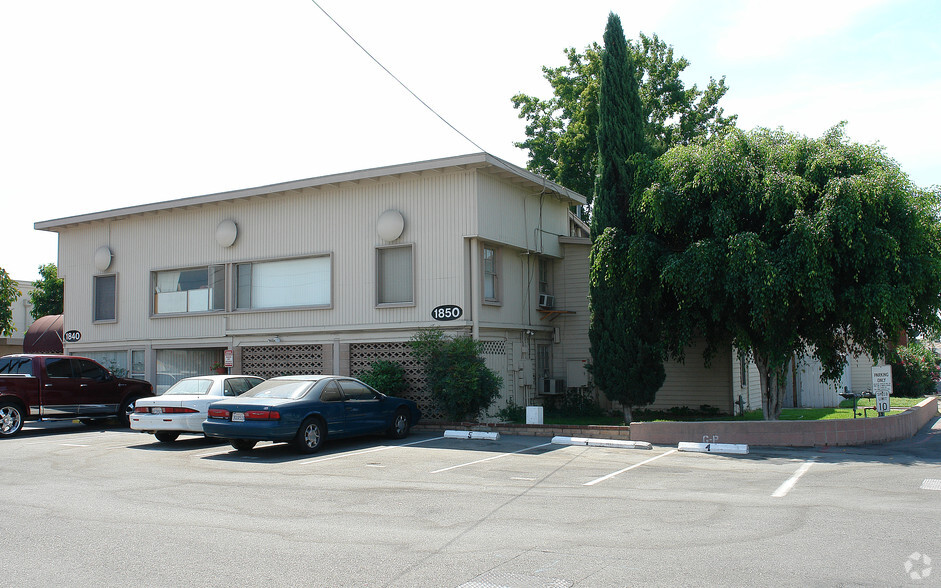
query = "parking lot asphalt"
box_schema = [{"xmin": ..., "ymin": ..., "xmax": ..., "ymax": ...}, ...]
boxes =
[{"xmin": 2, "ymin": 417, "xmax": 940, "ymax": 587}]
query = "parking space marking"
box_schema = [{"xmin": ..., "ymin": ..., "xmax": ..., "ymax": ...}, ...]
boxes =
[
  {"xmin": 60, "ymin": 443, "xmax": 90, "ymax": 447},
  {"xmin": 921, "ymin": 479, "xmax": 941, "ymax": 491},
  {"xmin": 295, "ymin": 435, "xmax": 446, "ymax": 465},
  {"xmin": 430, "ymin": 442, "xmax": 553, "ymax": 474},
  {"xmin": 772, "ymin": 457, "xmax": 818, "ymax": 498},
  {"xmin": 583, "ymin": 449, "xmax": 677, "ymax": 486}
]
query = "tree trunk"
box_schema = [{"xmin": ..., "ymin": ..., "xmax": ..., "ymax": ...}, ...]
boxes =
[
  {"xmin": 754, "ymin": 356, "xmax": 785, "ymax": 420},
  {"xmin": 623, "ymin": 405, "xmax": 633, "ymax": 424}
]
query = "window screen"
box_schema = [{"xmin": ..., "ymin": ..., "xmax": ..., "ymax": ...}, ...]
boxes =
[
  {"xmin": 94, "ymin": 275, "xmax": 117, "ymax": 321},
  {"xmin": 377, "ymin": 245, "xmax": 413, "ymax": 304}
]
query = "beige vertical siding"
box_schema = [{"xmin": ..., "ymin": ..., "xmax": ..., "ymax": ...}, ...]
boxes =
[
  {"xmin": 849, "ymin": 353, "xmax": 879, "ymax": 393},
  {"xmin": 553, "ymin": 239, "xmax": 591, "ymax": 387},
  {"xmin": 648, "ymin": 340, "xmax": 733, "ymax": 413},
  {"xmin": 57, "ymin": 168, "xmax": 487, "ymax": 344}
]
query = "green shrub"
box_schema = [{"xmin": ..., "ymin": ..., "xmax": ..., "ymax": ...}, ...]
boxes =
[
  {"xmin": 358, "ymin": 360, "xmax": 408, "ymax": 397},
  {"xmin": 546, "ymin": 387, "xmax": 605, "ymax": 418},
  {"xmin": 495, "ymin": 398, "xmax": 526, "ymax": 423},
  {"xmin": 891, "ymin": 341, "xmax": 940, "ymax": 397},
  {"xmin": 410, "ymin": 327, "xmax": 503, "ymax": 421}
]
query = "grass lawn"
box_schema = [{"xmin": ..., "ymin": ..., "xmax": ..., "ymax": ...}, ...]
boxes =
[{"xmin": 531, "ymin": 396, "xmax": 931, "ymax": 425}]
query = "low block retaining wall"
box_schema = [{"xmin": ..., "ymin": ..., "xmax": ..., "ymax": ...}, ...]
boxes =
[
  {"xmin": 414, "ymin": 397, "xmax": 939, "ymax": 447},
  {"xmin": 412, "ymin": 422, "xmax": 631, "ymax": 441},
  {"xmin": 629, "ymin": 397, "xmax": 939, "ymax": 447}
]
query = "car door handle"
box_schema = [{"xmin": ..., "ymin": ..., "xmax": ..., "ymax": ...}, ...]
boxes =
[
  {"xmin": 44, "ymin": 383, "xmax": 54, "ymax": 388},
  {"xmin": 80, "ymin": 384, "xmax": 88, "ymax": 387}
]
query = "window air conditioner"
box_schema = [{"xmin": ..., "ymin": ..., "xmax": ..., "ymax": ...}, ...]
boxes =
[
  {"xmin": 539, "ymin": 378, "xmax": 566, "ymax": 395},
  {"xmin": 538, "ymin": 294, "xmax": 555, "ymax": 309}
]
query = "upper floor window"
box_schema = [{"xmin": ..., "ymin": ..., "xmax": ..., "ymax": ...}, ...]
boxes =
[
  {"xmin": 483, "ymin": 245, "xmax": 500, "ymax": 303},
  {"xmin": 153, "ymin": 266, "xmax": 224, "ymax": 315},
  {"xmin": 94, "ymin": 274, "xmax": 117, "ymax": 322},
  {"xmin": 236, "ymin": 256, "xmax": 331, "ymax": 310},
  {"xmin": 539, "ymin": 257, "xmax": 552, "ymax": 295},
  {"xmin": 377, "ymin": 245, "xmax": 413, "ymax": 305}
]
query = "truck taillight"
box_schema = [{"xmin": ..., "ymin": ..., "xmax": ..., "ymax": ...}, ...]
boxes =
[
  {"xmin": 245, "ymin": 410, "xmax": 280, "ymax": 420},
  {"xmin": 208, "ymin": 408, "xmax": 230, "ymax": 419}
]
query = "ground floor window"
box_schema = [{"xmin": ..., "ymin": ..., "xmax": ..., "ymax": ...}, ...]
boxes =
[
  {"xmin": 84, "ymin": 350, "xmax": 129, "ymax": 377},
  {"xmin": 83, "ymin": 349, "xmax": 147, "ymax": 380},
  {"xmin": 156, "ymin": 348, "xmax": 224, "ymax": 394}
]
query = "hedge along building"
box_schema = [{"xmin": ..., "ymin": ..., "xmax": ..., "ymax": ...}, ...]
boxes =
[{"xmin": 34, "ymin": 153, "xmax": 604, "ymax": 419}]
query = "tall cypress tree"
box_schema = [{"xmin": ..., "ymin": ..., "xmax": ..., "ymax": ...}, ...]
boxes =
[
  {"xmin": 588, "ymin": 13, "xmax": 664, "ymax": 422},
  {"xmin": 590, "ymin": 12, "xmax": 646, "ymax": 237}
]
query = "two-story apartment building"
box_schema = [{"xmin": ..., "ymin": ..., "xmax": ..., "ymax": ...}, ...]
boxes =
[
  {"xmin": 35, "ymin": 152, "xmax": 746, "ymax": 419},
  {"xmin": 35, "ymin": 153, "xmax": 604, "ymax": 419}
]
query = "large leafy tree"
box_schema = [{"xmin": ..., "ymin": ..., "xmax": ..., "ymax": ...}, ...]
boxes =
[
  {"xmin": 641, "ymin": 125, "xmax": 941, "ymax": 419},
  {"xmin": 588, "ymin": 13, "xmax": 664, "ymax": 423},
  {"xmin": 512, "ymin": 32, "xmax": 736, "ymax": 200},
  {"xmin": 29, "ymin": 263, "xmax": 64, "ymax": 319},
  {"xmin": 0, "ymin": 267, "xmax": 21, "ymax": 337}
]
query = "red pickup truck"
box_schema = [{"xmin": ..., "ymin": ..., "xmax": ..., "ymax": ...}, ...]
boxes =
[{"xmin": 0, "ymin": 354, "xmax": 153, "ymax": 438}]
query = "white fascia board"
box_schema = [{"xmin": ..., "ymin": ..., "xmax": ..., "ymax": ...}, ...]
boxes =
[{"xmin": 35, "ymin": 152, "xmax": 587, "ymax": 232}]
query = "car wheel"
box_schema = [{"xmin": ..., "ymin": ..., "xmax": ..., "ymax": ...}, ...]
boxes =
[
  {"xmin": 231, "ymin": 439, "xmax": 257, "ymax": 451},
  {"xmin": 117, "ymin": 397, "xmax": 138, "ymax": 428},
  {"xmin": 295, "ymin": 417, "xmax": 325, "ymax": 454},
  {"xmin": 155, "ymin": 431, "xmax": 180, "ymax": 443},
  {"xmin": 388, "ymin": 408, "xmax": 411, "ymax": 439},
  {"xmin": 0, "ymin": 401, "xmax": 24, "ymax": 438}
]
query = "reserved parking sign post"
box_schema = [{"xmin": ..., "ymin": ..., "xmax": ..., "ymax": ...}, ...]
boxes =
[{"xmin": 871, "ymin": 365, "xmax": 892, "ymax": 417}]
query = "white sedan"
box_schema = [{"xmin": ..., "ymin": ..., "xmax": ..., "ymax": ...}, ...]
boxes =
[{"xmin": 130, "ymin": 375, "xmax": 264, "ymax": 442}]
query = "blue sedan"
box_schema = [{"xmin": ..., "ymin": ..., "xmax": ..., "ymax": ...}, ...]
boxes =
[{"xmin": 202, "ymin": 375, "xmax": 421, "ymax": 453}]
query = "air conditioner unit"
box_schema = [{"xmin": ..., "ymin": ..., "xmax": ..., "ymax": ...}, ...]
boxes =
[
  {"xmin": 538, "ymin": 294, "xmax": 555, "ymax": 309},
  {"xmin": 539, "ymin": 378, "xmax": 566, "ymax": 395}
]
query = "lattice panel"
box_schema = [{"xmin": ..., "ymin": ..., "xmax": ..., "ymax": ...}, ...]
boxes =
[
  {"xmin": 241, "ymin": 344, "xmax": 324, "ymax": 379},
  {"xmin": 481, "ymin": 340, "xmax": 506, "ymax": 355},
  {"xmin": 349, "ymin": 342, "xmax": 443, "ymax": 420}
]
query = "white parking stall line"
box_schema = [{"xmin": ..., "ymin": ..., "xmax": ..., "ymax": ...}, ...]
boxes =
[
  {"xmin": 193, "ymin": 435, "xmax": 445, "ymax": 461},
  {"xmin": 772, "ymin": 458, "xmax": 818, "ymax": 498},
  {"xmin": 583, "ymin": 449, "xmax": 678, "ymax": 486},
  {"xmin": 193, "ymin": 447, "xmax": 236, "ymax": 459},
  {"xmin": 431, "ymin": 442, "xmax": 553, "ymax": 474},
  {"xmin": 60, "ymin": 443, "xmax": 90, "ymax": 447}
]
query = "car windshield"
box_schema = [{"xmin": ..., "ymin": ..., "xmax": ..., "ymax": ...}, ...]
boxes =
[
  {"xmin": 241, "ymin": 380, "xmax": 312, "ymax": 400},
  {"xmin": 163, "ymin": 378, "xmax": 213, "ymax": 396}
]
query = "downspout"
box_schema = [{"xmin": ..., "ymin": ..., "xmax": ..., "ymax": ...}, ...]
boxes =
[{"xmin": 470, "ymin": 237, "xmax": 480, "ymax": 341}]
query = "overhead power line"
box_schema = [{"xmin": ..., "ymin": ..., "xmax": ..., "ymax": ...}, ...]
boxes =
[{"xmin": 308, "ymin": 0, "xmax": 486, "ymax": 153}]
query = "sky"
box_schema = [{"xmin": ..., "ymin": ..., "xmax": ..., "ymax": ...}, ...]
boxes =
[{"xmin": 2, "ymin": 0, "xmax": 939, "ymax": 281}]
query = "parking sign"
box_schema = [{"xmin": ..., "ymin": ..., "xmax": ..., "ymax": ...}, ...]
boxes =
[{"xmin": 871, "ymin": 365, "xmax": 892, "ymax": 416}]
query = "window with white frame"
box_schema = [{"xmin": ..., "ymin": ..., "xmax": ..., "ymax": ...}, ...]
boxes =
[
  {"xmin": 93, "ymin": 274, "xmax": 117, "ymax": 322},
  {"xmin": 377, "ymin": 245, "xmax": 413, "ymax": 305},
  {"xmin": 236, "ymin": 256, "xmax": 331, "ymax": 310},
  {"xmin": 483, "ymin": 245, "xmax": 500, "ymax": 303},
  {"xmin": 153, "ymin": 266, "xmax": 224, "ymax": 315}
]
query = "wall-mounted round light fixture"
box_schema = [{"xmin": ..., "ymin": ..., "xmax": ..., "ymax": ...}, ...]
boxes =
[
  {"xmin": 377, "ymin": 209, "xmax": 405, "ymax": 242},
  {"xmin": 94, "ymin": 246, "xmax": 112, "ymax": 271},
  {"xmin": 216, "ymin": 219, "xmax": 238, "ymax": 247}
]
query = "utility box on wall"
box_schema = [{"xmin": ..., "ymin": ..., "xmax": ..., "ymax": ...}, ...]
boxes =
[{"xmin": 566, "ymin": 359, "xmax": 589, "ymax": 388}]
